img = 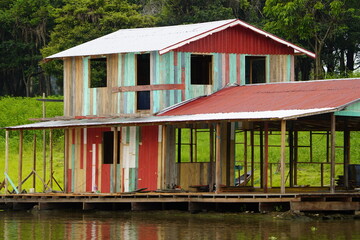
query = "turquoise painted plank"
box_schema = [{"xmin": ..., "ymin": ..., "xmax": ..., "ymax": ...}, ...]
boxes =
[
  {"xmin": 212, "ymin": 53, "xmax": 219, "ymax": 92},
  {"xmin": 169, "ymin": 52, "xmax": 175, "ymax": 106},
  {"xmin": 92, "ymin": 88, "xmax": 97, "ymax": 115},
  {"xmin": 83, "ymin": 57, "xmax": 90, "ymax": 116},
  {"xmin": 4, "ymin": 172, "xmax": 19, "ymax": 194},
  {"xmin": 335, "ymin": 111, "xmax": 360, "ymax": 117},
  {"xmin": 185, "ymin": 52, "xmax": 192, "ymax": 99},
  {"xmin": 286, "ymin": 55, "xmax": 291, "ymax": 82},
  {"xmin": 266, "ymin": 55, "xmax": 271, "ymax": 83},
  {"xmin": 129, "ymin": 168, "xmax": 137, "ymax": 192},
  {"xmin": 240, "ymin": 55, "xmax": 246, "ymax": 85},
  {"xmin": 229, "ymin": 54, "xmax": 237, "ymax": 85},
  {"xmin": 71, "ymin": 144, "xmax": 75, "ymax": 192},
  {"xmin": 126, "ymin": 126, "xmax": 130, "ymax": 144},
  {"xmin": 125, "ymin": 53, "xmax": 135, "ymax": 114}
]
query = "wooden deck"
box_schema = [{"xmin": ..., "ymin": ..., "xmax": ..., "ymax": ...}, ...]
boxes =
[{"xmin": 1, "ymin": 191, "xmax": 360, "ymax": 213}]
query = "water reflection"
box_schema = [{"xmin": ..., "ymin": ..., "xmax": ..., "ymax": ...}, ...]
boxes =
[{"xmin": 0, "ymin": 210, "xmax": 360, "ymax": 240}]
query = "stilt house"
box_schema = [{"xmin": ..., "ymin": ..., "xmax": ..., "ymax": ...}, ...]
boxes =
[{"xmin": 5, "ymin": 19, "xmax": 360, "ymax": 195}]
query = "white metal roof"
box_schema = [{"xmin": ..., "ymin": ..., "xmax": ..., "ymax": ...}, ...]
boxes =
[
  {"xmin": 46, "ymin": 19, "xmax": 315, "ymax": 59},
  {"xmin": 5, "ymin": 108, "xmax": 334, "ymax": 130}
]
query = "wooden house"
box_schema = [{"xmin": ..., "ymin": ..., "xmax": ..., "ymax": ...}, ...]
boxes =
[{"xmin": 6, "ymin": 19, "xmax": 360, "ymax": 196}]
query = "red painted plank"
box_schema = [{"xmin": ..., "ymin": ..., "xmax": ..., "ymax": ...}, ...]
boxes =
[
  {"xmin": 101, "ymin": 164, "xmax": 111, "ymax": 193},
  {"xmin": 138, "ymin": 126, "xmax": 159, "ymax": 191}
]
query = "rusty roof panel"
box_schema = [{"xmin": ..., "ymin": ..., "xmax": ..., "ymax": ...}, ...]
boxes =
[{"xmin": 159, "ymin": 79, "xmax": 360, "ymax": 116}]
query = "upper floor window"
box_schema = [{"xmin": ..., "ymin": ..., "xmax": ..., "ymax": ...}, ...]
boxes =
[
  {"xmin": 90, "ymin": 58, "xmax": 107, "ymax": 88},
  {"xmin": 191, "ymin": 54, "xmax": 212, "ymax": 85},
  {"xmin": 245, "ymin": 56, "xmax": 266, "ymax": 84},
  {"xmin": 136, "ymin": 53, "xmax": 151, "ymax": 110}
]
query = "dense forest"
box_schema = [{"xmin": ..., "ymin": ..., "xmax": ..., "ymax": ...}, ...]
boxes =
[{"xmin": 0, "ymin": 0, "xmax": 359, "ymax": 97}]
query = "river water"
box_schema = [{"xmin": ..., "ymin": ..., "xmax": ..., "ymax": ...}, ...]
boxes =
[{"xmin": 0, "ymin": 210, "xmax": 359, "ymax": 239}]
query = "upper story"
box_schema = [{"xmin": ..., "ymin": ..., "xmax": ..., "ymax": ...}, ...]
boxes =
[{"xmin": 46, "ymin": 19, "xmax": 315, "ymax": 117}]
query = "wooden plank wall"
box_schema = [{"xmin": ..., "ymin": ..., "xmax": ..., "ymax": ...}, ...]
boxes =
[
  {"xmin": 63, "ymin": 52, "xmax": 294, "ymax": 117},
  {"xmin": 179, "ymin": 163, "xmax": 210, "ymax": 191}
]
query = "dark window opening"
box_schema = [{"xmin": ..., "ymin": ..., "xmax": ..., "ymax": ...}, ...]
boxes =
[
  {"xmin": 90, "ymin": 58, "xmax": 107, "ymax": 88},
  {"xmin": 245, "ymin": 56, "xmax": 266, "ymax": 84},
  {"xmin": 137, "ymin": 54, "xmax": 151, "ymax": 110},
  {"xmin": 191, "ymin": 55, "xmax": 212, "ymax": 85},
  {"xmin": 103, "ymin": 131, "xmax": 120, "ymax": 164}
]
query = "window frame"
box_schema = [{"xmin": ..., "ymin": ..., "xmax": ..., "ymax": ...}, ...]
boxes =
[
  {"xmin": 190, "ymin": 54, "xmax": 213, "ymax": 85},
  {"xmin": 89, "ymin": 57, "xmax": 108, "ymax": 88}
]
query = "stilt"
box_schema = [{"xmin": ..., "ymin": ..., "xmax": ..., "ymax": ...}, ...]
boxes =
[
  {"xmin": 18, "ymin": 130, "xmax": 23, "ymax": 193},
  {"xmin": 43, "ymin": 129, "xmax": 46, "ymax": 192},
  {"xmin": 5, "ymin": 130, "xmax": 9, "ymax": 194},
  {"xmin": 280, "ymin": 120, "xmax": 286, "ymax": 194},
  {"xmin": 250, "ymin": 130, "xmax": 255, "ymax": 186},
  {"xmin": 49, "ymin": 130, "xmax": 53, "ymax": 189},
  {"xmin": 215, "ymin": 123, "xmax": 221, "ymax": 193},
  {"xmin": 263, "ymin": 122, "xmax": 268, "ymax": 193},
  {"xmin": 330, "ymin": 114, "xmax": 336, "ymax": 193},
  {"xmin": 289, "ymin": 123, "xmax": 294, "ymax": 187},
  {"xmin": 33, "ymin": 134, "xmax": 37, "ymax": 191},
  {"xmin": 244, "ymin": 130, "xmax": 248, "ymax": 183},
  {"xmin": 294, "ymin": 131, "xmax": 298, "ymax": 186},
  {"xmin": 64, "ymin": 129, "xmax": 69, "ymax": 193},
  {"xmin": 209, "ymin": 125, "xmax": 215, "ymax": 191},
  {"xmin": 259, "ymin": 124, "xmax": 264, "ymax": 188},
  {"xmin": 344, "ymin": 118, "xmax": 350, "ymax": 188}
]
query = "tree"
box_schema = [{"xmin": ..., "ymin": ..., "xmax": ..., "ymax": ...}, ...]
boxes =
[
  {"xmin": 0, "ymin": 0, "xmax": 56, "ymax": 96},
  {"xmin": 41, "ymin": 0, "xmax": 157, "ymax": 90},
  {"xmin": 264, "ymin": 0, "xmax": 352, "ymax": 80}
]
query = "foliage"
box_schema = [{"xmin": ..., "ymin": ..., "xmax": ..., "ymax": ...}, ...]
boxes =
[
  {"xmin": 263, "ymin": 0, "xmax": 358, "ymax": 80},
  {"xmin": 41, "ymin": 0, "xmax": 157, "ymax": 88}
]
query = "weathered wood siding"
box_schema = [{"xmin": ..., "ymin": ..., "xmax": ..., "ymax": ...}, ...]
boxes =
[{"xmin": 63, "ymin": 52, "xmax": 294, "ymax": 117}]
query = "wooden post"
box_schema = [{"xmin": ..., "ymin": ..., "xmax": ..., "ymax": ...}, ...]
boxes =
[
  {"xmin": 263, "ymin": 122, "xmax": 268, "ymax": 193},
  {"xmin": 259, "ymin": 124, "xmax": 264, "ymax": 188},
  {"xmin": 330, "ymin": 113, "xmax": 336, "ymax": 193},
  {"xmin": 33, "ymin": 134, "xmax": 37, "ymax": 190},
  {"xmin": 294, "ymin": 131, "xmax": 298, "ymax": 186},
  {"xmin": 344, "ymin": 118, "xmax": 350, "ymax": 189},
  {"xmin": 64, "ymin": 129, "xmax": 69, "ymax": 193},
  {"xmin": 215, "ymin": 123, "xmax": 221, "ymax": 193},
  {"xmin": 49, "ymin": 130, "xmax": 53, "ymax": 189},
  {"xmin": 43, "ymin": 129, "xmax": 46, "ymax": 192},
  {"xmin": 161, "ymin": 125, "xmax": 167, "ymax": 189},
  {"xmin": 289, "ymin": 123, "xmax": 294, "ymax": 187},
  {"xmin": 209, "ymin": 125, "xmax": 215, "ymax": 191},
  {"xmin": 250, "ymin": 130, "xmax": 255, "ymax": 186},
  {"xmin": 18, "ymin": 130, "xmax": 23, "ymax": 193},
  {"xmin": 244, "ymin": 130, "xmax": 248, "ymax": 182},
  {"xmin": 5, "ymin": 130, "xmax": 9, "ymax": 194},
  {"xmin": 280, "ymin": 120, "xmax": 286, "ymax": 194},
  {"xmin": 112, "ymin": 128, "xmax": 119, "ymax": 193}
]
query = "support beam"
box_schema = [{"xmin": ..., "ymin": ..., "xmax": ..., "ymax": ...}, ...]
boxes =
[
  {"xmin": 294, "ymin": 131, "xmax": 298, "ymax": 186},
  {"xmin": 330, "ymin": 114, "xmax": 336, "ymax": 193},
  {"xmin": 289, "ymin": 123, "xmax": 294, "ymax": 187},
  {"xmin": 344, "ymin": 118, "xmax": 350, "ymax": 189},
  {"xmin": 215, "ymin": 123, "xmax": 221, "ymax": 193},
  {"xmin": 64, "ymin": 129, "xmax": 69, "ymax": 193},
  {"xmin": 259, "ymin": 125, "xmax": 264, "ymax": 188},
  {"xmin": 43, "ymin": 129, "xmax": 46, "ymax": 192},
  {"xmin": 209, "ymin": 125, "xmax": 215, "ymax": 192},
  {"xmin": 5, "ymin": 130, "xmax": 9, "ymax": 194},
  {"xmin": 33, "ymin": 134, "xmax": 37, "ymax": 190},
  {"xmin": 161, "ymin": 125, "xmax": 167, "ymax": 189},
  {"xmin": 49, "ymin": 130, "xmax": 53, "ymax": 189},
  {"xmin": 280, "ymin": 120, "xmax": 287, "ymax": 194},
  {"xmin": 18, "ymin": 130, "xmax": 23, "ymax": 193},
  {"xmin": 112, "ymin": 128, "xmax": 119, "ymax": 193},
  {"xmin": 244, "ymin": 130, "xmax": 248, "ymax": 182},
  {"xmin": 250, "ymin": 130, "xmax": 255, "ymax": 186},
  {"xmin": 263, "ymin": 122, "xmax": 269, "ymax": 193}
]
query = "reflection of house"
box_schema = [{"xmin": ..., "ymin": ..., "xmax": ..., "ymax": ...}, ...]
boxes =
[{"xmin": 5, "ymin": 19, "xmax": 360, "ymax": 195}]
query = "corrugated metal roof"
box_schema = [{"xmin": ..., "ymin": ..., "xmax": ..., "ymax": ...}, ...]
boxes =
[
  {"xmin": 46, "ymin": 19, "xmax": 315, "ymax": 59},
  {"xmin": 158, "ymin": 78, "xmax": 360, "ymax": 116},
  {"xmin": 4, "ymin": 108, "xmax": 334, "ymax": 130}
]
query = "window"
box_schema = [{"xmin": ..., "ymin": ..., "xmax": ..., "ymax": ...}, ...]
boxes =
[
  {"xmin": 191, "ymin": 54, "xmax": 212, "ymax": 85},
  {"xmin": 245, "ymin": 56, "xmax": 266, "ymax": 84},
  {"xmin": 176, "ymin": 127, "xmax": 213, "ymax": 163},
  {"xmin": 103, "ymin": 131, "xmax": 120, "ymax": 164},
  {"xmin": 136, "ymin": 54, "xmax": 151, "ymax": 110},
  {"xmin": 90, "ymin": 58, "xmax": 107, "ymax": 88}
]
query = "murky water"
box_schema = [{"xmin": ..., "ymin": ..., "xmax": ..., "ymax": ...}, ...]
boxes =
[{"xmin": 0, "ymin": 210, "xmax": 359, "ymax": 239}]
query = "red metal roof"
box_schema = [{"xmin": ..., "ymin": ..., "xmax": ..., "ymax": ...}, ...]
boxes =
[
  {"xmin": 158, "ymin": 79, "xmax": 360, "ymax": 116},
  {"xmin": 174, "ymin": 25, "xmax": 295, "ymax": 55}
]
